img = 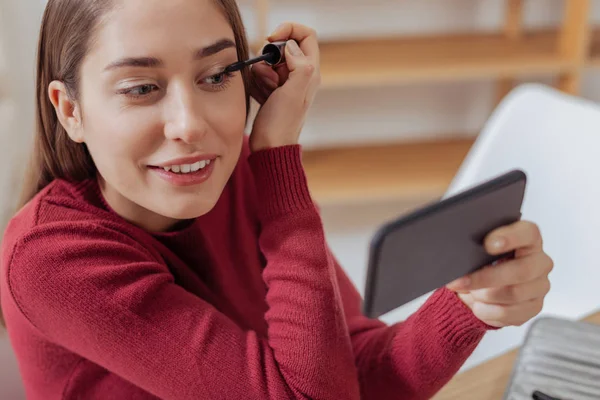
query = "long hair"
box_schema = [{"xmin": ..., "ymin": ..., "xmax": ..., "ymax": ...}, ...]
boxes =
[{"xmin": 1, "ymin": 0, "xmax": 252, "ymax": 327}]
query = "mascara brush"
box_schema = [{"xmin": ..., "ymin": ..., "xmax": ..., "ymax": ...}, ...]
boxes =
[{"xmin": 223, "ymin": 41, "xmax": 288, "ymax": 73}]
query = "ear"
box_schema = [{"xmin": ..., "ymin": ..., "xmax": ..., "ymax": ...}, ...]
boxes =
[{"xmin": 48, "ymin": 81, "xmax": 84, "ymax": 143}]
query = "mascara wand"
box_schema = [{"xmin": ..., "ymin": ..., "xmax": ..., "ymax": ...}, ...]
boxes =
[{"xmin": 223, "ymin": 41, "xmax": 288, "ymax": 73}]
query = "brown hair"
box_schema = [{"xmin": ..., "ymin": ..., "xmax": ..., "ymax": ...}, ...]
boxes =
[{"xmin": 1, "ymin": 0, "xmax": 252, "ymax": 327}]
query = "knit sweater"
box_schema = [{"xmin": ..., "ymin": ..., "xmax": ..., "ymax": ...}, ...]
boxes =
[{"xmin": 1, "ymin": 141, "xmax": 489, "ymax": 400}]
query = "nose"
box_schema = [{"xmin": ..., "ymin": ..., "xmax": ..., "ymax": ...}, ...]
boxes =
[{"xmin": 163, "ymin": 84, "xmax": 208, "ymax": 143}]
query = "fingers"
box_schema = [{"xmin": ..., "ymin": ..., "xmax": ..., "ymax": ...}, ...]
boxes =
[
  {"xmin": 262, "ymin": 22, "xmax": 321, "ymax": 104},
  {"xmin": 281, "ymin": 40, "xmax": 316, "ymax": 99},
  {"xmin": 252, "ymin": 62, "xmax": 280, "ymax": 88},
  {"xmin": 472, "ymin": 297, "xmax": 545, "ymax": 327},
  {"xmin": 448, "ymin": 251, "xmax": 554, "ymax": 291},
  {"xmin": 268, "ymin": 22, "xmax": 320, "ymax": 63},
  {"xmin": 272, "ymin": 63, "xmax": 290, "ymax": 87},
  {"xmin": 249, "ymin": 64, "xmax": 279, "ymax": 105},
  {"xmin": 485, "ymin": 220, "xmax": 543, "ymax": 256},
  {"xmin": 469, "ymin": 276, "xmax": 551, "ymax": 305},
  {"xmin": 248, "ymin": 80, "xmax": 269, "ymax": 105},
  {"xmin": 447, "ymin": 220, "xmax": 551, "ymax": 328}
]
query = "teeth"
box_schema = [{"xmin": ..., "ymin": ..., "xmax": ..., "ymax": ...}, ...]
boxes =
[
  {"xmin": 190, "ymin": 161, "xmax": 202, "ymax": 172},
  {"xmin": 162, "ymin": 159, "xmax": 213, "ymax": 174}
]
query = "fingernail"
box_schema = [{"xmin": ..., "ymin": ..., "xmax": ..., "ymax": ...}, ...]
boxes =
[
  {"xmin": 448, "ymin": 276, "xmax": 471, "ymax": 290},
  {"xmin": 491, "ymin": 237, "xmax": 506, "ymax": 251},
  {"xmin": 287, "ymin": 40, "xmax": 302, "ymax": 56}
]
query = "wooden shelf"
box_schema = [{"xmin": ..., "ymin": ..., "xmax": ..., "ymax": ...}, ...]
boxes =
[
  {"xmin": 318, "ymin": 30, "xmax": 571, "ymax": 89},
  {"xmin": 302, "ymin": 138, "xmax": 474, "ymax": 205},
  {"xmin": 587, "ymin": 28, "xmax": 600, "ymax": 67}
]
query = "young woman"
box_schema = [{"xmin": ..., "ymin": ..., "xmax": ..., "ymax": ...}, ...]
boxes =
[{"xmin": 0, "ymin": 0, "xmax": 553, "ymax": 399}]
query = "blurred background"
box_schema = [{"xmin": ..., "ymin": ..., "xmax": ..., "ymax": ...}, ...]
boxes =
[{"xmin": 1, "ymin": 0, "xmax": 599, "ymax": 398}]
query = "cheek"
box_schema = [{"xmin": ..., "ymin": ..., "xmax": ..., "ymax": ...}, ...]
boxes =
[
  {"xmin": 201, "ymin": 76, "xmax": 246, "ymax": 131},
  {"xmin": 82, "ymin": 103, "xmax": 162, "ymax": 176},
  {"xmin": 210, "ymin": 80, "xmax": 248, "ymax": 142}
]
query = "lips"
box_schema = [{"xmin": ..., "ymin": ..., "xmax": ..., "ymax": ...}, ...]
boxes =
[{"xmin": 149, "ymin": 157, "xmax": 216, "ymax": 187}]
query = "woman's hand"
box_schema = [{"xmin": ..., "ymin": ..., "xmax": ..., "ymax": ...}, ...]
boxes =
[
  {"xmin": 446, "ymin": 221, "xmax": 553, "ymax": 328},
  {"xmin": 249, "ymin": 22, "xmax": 321, "ymax": 152}
]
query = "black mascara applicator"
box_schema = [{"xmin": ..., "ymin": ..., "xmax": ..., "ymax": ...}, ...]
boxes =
[{"xmin": 223, "ymin": 41, "xmax": 288, "ymax": 73}]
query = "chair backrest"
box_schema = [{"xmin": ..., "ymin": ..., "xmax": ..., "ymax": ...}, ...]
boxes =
[{"xmin": 445, "ymin": 83, "xmax": 600, "ymax": 368}]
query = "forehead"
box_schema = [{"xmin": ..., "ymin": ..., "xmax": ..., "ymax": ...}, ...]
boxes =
[{"xmin": 95, "ymin": 0, "xmax": 234, "ymax": 58}]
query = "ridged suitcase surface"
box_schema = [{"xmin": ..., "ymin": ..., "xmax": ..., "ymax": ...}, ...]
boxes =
[{"xmin": 503, "ymin": 317, "xmax": 600, "ymax": 400}]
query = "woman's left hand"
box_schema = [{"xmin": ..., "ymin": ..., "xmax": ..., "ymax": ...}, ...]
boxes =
[{"xmin": 446, "ymin": 221, "xmax": 553, "ymax": 328}]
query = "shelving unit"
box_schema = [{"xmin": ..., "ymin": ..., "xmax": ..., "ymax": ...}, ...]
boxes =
[
  {"xmin": 250, "ymin": 0, "xmax": 593, "ymax": 205},
  {"xmin": 303, "ymin": 138, "xmax": 474, "ymax": 206},
  {"xmin": 588, "ymin": 28, "xmax": 600, "ymax": 65},
  {"xmin": 319, "ymin": 30, "xmax": 567, "ymax": 89}
]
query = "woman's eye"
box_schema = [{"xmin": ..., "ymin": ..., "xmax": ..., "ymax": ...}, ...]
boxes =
[
  {"xmin": 204, "ymin": 73, "xmax": 226, "ymax": 85},
  {"xmin": 132, "ymin": 84, "xmax": 157, "ymax": 96},
  {"xmin": 202, "ymin": 71, "xmax": 234, "ymax": 91},
  {"xmin": 119, "ymin": 84, "xmax": 159, "ymax": 98},
  {"xmin": 136, "ymin": 85, "xmax": 155, "ymax": 95}
]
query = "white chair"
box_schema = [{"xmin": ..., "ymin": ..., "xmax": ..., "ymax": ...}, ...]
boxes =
[{"xmin": 444, "ymin": 83, "xmax": 600, "ymax": 369}]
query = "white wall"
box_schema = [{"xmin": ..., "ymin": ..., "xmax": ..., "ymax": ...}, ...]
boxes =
[
  {"xmin": 2, "ymin": 1, "xmax": 600, "ymax": 398},
  {"xmin": 0, "ymin": 1, "xmax": 45, "ymax": 398}
]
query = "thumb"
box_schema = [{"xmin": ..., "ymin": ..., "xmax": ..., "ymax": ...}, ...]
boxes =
[{"xmin": 281, "ymin": 40, "xmax": 313, "ymax": 95}]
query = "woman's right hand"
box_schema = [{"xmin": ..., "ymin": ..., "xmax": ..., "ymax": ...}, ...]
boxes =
[{"xmin": 249, "ymin": 22, "xmax": 321, "ymax": 152}]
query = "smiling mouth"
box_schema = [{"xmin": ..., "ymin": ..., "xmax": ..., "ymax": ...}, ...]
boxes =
[{"xmin": 149, "ymin": 159, "xmax": 213, "ymax": 174}]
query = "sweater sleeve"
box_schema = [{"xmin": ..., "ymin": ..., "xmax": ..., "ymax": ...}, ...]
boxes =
[
  {"xmin": 6, "ymin": 146, "xmax": 360, "ymax": 400},
  {"xmin": 332, "ymin": 252, "xmax": 491, "ymax": 400}
]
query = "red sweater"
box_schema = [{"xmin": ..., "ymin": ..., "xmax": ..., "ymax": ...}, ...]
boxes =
[{"xmin": 1, "ymin": 142, "xmax": 489, "ymax": 400}]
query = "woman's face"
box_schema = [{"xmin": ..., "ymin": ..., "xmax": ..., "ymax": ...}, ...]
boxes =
[{"xmin": 74, "ymin": 0, "xmax": 246, "ymax": 231}]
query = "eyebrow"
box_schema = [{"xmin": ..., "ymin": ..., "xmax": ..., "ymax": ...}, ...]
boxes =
[{"xmin": 104, "ymin": 38, "xmax": 236, "ymax": 71}]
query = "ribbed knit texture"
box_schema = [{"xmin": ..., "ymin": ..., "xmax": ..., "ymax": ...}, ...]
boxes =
[
  {"xmin": 248, "ymin": 144, "xmax": 313, "ymax": 220},
  {"xmin": 0, "ymin": 141, "xmax": 490, "ymax": 400}
]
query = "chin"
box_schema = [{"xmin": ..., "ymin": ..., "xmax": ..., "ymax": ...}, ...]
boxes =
[{"xmin": 155, "ymin": 198, "xmax": 218, "ymax": 220}]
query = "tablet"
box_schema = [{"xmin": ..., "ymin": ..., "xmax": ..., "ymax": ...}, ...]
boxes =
[{"xmin": 363, "ymin": 169, "xmax": 527, "ymax": 318}]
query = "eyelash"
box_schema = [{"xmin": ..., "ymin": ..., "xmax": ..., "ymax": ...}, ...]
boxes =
[
  {"xmin": 118, "ymin": 70, "xmax": 235, "ymax": 99},
  {"xmin": 203, "ymin": 70, "xmax": 235, "ymax": 92}
]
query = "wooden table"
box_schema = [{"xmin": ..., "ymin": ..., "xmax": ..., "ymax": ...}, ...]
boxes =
[{"xmin": 433, "ymin": 311, "xmax": 600, "ymax": 400}]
